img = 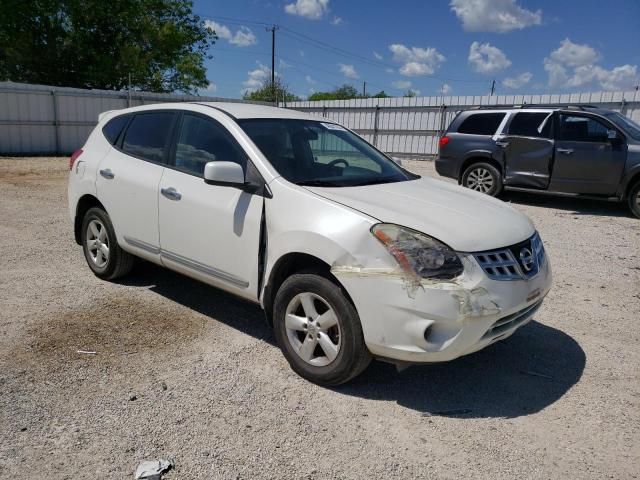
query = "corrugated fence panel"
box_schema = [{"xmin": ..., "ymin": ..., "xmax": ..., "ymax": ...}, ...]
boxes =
[
  {"xmin": 0, "ymin": 81, "xmax": 271, "ymax": 155},
  {"xmin": 285, "ymin": 90, "xmax": 640, "ymax": 158}
]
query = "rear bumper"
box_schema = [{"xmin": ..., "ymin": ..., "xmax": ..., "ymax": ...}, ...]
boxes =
[
  {"xmin": 334, "ymin": 253, "xmax": 552, "ymax": 364},
  {"xmin": 434, "ymin": 156, "xmax": 459, "ymax": 180}
]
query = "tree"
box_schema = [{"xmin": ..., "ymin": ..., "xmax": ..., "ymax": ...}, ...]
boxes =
[
  {"xmin": 403, "ymin": 89, "xmax": 418, "ymax": 98},
  {"xmin": 243, "ymin": 78, "xmax": 300, "ymax": 103},
  {"xmin": 0, "ymin": 0, "xmax": 216, "ymax": 93},
  {"xmin": 371, "ymin": 90, "xmax": 390, "ymax": 98},
  {"xmin": 308, "ymin": 84, "xmax": 360, "ymax": 101}
]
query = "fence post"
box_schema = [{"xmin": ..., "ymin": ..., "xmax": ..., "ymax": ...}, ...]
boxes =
[
  {"xmin": 372, "ymin": 105, "xmax": 380, "ymax": 148},
  {"xmin": 51, "ymin": 90, "xmax": 60, "ymax": 155}
]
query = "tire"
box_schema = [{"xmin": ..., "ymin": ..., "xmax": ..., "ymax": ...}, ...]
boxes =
[
  {"xmin": 462, "ymin": 162, "xmax": 503, "ymax": 197},
  {"xmin": 273, "ymin": 272, "xmax": 371, "ymax": 386},
  {"xmin": 81, "ymin": 207, "xmax": 134, "ymax": 280},
  {"xmin": 628, "ymin": 180, "xmax": 640, "ymax": 219}
]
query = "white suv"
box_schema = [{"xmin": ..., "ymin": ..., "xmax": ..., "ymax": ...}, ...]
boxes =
[{"xmin": 68, "ymin": 102, "xmax": 552, "ymax": 385}]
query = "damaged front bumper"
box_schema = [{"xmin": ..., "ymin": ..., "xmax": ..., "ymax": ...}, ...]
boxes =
[{"xmin": 332, "ymin": 253, "xmax": 552, "ymax": 364}]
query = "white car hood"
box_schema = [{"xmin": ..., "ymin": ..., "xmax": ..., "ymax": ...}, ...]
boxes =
[{"xmin": 306, "ymin": 178, "xmax": 535, "ymax": 252}]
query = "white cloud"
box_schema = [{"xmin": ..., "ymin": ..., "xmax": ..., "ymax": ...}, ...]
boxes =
[
  {"xmin": 242, "ymin": 63, "xmax": 271, "ymax": 93},
  {"xmin": 373, "ymin": 51, "xmax": 383, "ymax": 60},
  {"xmin": 450, "ymin": 0, "xmax": 542, "ymax": 33},
  {"xmin": 441, "ymin": 83, "xmax": 452, "ymax": 94},
  {"xmin": 549, "ymin": 38, "xmax": 599, "ymax": 67},
  {"xmin": 468, "ymin": 41, "xmax": 511, "ymax": 74},
  {"xmin": 339, "ymin": 63, "xmax": 359, "ymax": 79},
  {"xmin": 544, "ymin": 39, "xmax": 638, "ymax": 91},
  {"xmin": 205, "ymin": 21, "xmax": 257, "ymax": 47},
  {"xmin": 502, "ymin": 72, "xmax": 532, "ymax": 89},
  {"xmin": 284, "ymin": 0, "xmax": 329, "ymax": 20},
  {"xmin": 331, "ymin": 16, "xmax": 343, "ymax": 25},
  {"xmin": 200, "ymin": 82, "xmax": 217, "ymax": 95},
  {"xmin": 279, "ymin": 59, "xmax": 292, "ymax": 69},
  {"xmin": 392, "ymin": 80, "xmax": 412, "ymax": 89},
  {"xmin": 305, "ymin": 75, "xmax": 316, "ymax": 84},
  {"xmin": 385, "ymin": 68, "xmax": 394, "ymax": 73},
  {"xmin": 389, "ymin": 44, "xmax": 446, "ymax": 77}
]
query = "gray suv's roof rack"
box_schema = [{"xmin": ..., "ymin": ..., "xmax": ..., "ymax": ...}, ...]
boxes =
[{"xmin": 470, "ymin": 104, "xmax": 598, "ymax": 111}]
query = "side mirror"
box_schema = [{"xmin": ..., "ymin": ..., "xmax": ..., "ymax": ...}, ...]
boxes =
[
  {"xmin": 607, "ymin": 129, "xmax": 618, "ymax": 140},
  {"xmin": 204, "ymin": 161, "xmax": 245, "ymax": 187}
]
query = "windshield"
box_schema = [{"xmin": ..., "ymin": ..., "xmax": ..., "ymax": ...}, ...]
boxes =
[
  {"xmin": 238, "ymin": 119, "xmax": 417, "ymax": 187},
  {"xmin": 605, "ymin": 112, "xmax": 640, "ymax": 140}
]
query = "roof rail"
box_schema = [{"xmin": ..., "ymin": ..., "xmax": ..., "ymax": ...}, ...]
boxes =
[{"xmin": 469, "ymin": 103, "xmax": 598, "ymax": 111}]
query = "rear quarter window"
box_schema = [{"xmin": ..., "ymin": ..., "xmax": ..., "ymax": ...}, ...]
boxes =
[
  {"xmin": 457, "ymin": 113, "xmax": 505, "ymax": 135},
  {"xmin": 102, "ymin": 115, "xmax": 129, "ymax": 144}
]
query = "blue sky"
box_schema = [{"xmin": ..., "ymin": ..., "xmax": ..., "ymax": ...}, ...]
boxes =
[{"xmin": 194, "ymin": 0, "xmax": 640, "ymax": 99}]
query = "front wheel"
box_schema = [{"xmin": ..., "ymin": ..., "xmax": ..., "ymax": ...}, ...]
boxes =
[
  {"xmin": 273, "ymin": 272, "xmax": 371, "ymax": 386},
  {"xmin": 628, "ymin": 180, "xmax": 640, "ymax": 219},
  {"xmin": 462, "ymin": 162, "xmax": 503, "ymax": 196}
]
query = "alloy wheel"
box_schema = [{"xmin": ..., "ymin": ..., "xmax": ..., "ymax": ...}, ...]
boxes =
[
  {"xmin": 284, "ymin": 292, "xmax": 341, "ymax": 367},
  {"xmin": 466, "ymin": 167, "xmax": 494, "ymax": 193},
  {"xmin": 86, "ymin": 219, "xmax": 109, "ymax": 268}
]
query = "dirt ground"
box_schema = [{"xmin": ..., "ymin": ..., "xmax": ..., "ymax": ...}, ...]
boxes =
[{"xmin": 0, "ymin": 157, "xmax": 638, "ymax": 479}]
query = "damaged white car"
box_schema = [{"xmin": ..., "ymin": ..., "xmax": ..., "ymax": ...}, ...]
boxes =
[{"xmin": 68, "ymin": 103, "xmax": 552, "ymax": 385}]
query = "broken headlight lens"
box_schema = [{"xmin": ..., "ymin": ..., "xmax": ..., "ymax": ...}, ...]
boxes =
[{"xmin": 371, "ymin": 223, "xmax": 463, "ymax": 280}]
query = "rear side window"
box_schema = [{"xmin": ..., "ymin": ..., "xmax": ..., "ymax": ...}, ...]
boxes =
[
  {"xmin": 102, "ymin": 115, "xmax": 129, "ymax": 144},
  {"xmin": 508, "ymin": 112, "xmax": 552, "ymax": 138},
  {"xmin": 457, "ymin": 113, "xmax": 505, "ymax": 135},
  {"xmin": 122, "ymin": 112, "xmax": 175, "ymax": 163}
]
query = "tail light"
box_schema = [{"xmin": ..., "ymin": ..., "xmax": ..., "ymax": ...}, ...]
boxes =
[
  {"xmin": 69, "ymin": 149, "xmax": 83, "ymax": 171},
  {"xmin": 439, "ymin": 136, "xmax": 450, "ymax": 149}
]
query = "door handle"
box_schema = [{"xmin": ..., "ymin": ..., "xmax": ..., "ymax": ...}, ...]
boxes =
[
  {"xmin": 99, "ymin": 168, "xmax": 115, "ymax": 179},
  {"xmin": 161, "ymin": 187, "xmax": 182, "ymax": 201},
  {"xmin": 495, "ymin": 140, "xmax": 510, "ymax": 147},
  {"xmin": 557, "ymin": 148, "xmax": 574, "ymax": 155}
]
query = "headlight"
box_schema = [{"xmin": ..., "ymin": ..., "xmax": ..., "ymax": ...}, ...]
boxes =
[{"xmin": 371, "ymin": 223, "xmax": 463, "ymax": 280}]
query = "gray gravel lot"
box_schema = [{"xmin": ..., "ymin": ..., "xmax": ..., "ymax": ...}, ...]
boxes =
[{"xmin": 0, "ymin": 157, "xmax": 639, "ymax": 479}]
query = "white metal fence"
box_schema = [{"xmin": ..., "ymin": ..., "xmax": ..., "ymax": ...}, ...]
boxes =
[
  {"xmin": 0, "ymin": 81, "xmax": 268, "ymax": 155},
  {"xmin": 284, "ymin": 91, "xmax": 640, "ymax": 158}
]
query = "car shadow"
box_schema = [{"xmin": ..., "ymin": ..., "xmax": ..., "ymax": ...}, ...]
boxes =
[
  {"xmin": 119, "ymin": 261, "xmax": 585, "ymax": 419},
  {"xmin": 502, "ymin": 190, "xmax": 630, "ymax": 218}
]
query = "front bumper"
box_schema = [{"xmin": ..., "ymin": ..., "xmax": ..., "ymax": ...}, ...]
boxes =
[{"xmin": 333, "ymin": 253, "xmax": 552, "ymax": 364}]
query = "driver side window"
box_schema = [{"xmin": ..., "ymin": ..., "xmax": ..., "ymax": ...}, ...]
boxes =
[
  {"xmin": 309, "ymin": 127, "xmax": 382, "ymax": 174},
  {"xmin": 559, "ymin": 115, "xmax": 609, "ymax": 143},
  {"xmin": 174, "ymin": 114, "xmax": 246, "ymax": 177}
]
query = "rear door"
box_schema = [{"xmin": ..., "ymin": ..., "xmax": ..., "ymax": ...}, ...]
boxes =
[
  {"xmin": 96, "ymin": 111, "xmax": 176, "ymax": 258},
  {"xmin": 550, "ymin": 113, "xmax": 627, "ymax": 195},
  {"xmin": 500, "ymin": 111, "xmax": 554, "ymax": 189}
]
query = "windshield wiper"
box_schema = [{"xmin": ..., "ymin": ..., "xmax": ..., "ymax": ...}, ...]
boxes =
[
  {"xmin": 346, "ymin": 176, "xmax": 402, "ymax": 187},
  {"xmin": 296, "ymin": 180, "xmax": 340, "ymax": 187}
]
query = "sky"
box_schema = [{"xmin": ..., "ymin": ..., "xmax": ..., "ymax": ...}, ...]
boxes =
[{"xmin": 194, "ymin": 0, "xmax": 640, "ymax": 99}]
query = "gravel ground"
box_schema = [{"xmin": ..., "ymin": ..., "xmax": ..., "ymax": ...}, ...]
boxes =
[{"xmin": 0, "ymin": 157, "xmax": 639, "ymax": 479}]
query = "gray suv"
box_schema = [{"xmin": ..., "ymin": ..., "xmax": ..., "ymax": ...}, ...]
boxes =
[{"xmin": 435, "ymin": 106, "xmax": 640, "ymax": 218}]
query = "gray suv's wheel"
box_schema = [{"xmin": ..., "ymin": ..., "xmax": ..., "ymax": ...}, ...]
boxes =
[
  {"xmin": 628, "ymin": 180, "xmax": 640, "ymax": 219},
  {"xmin": 462, "ymin": 162, "xmax": 503, "ymax": 197},
  {"xmin": 273, "ymin": 272, "xmax": 371, "ymax": 386},
  {"xmin": 81, "ymin": 207, "xmax": 134, "ymax": 280}
]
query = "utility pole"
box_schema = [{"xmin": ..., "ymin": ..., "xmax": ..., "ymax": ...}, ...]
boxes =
[
  {"xmin": 266, "ymin": 25, "xmax": 279, "ymax": 88},
  {"xmin": 490, "ymin": 79, "xmax": 496, "ymax": 96},
  {"xmin": 363, "ymin": 81, "xmax": 367, "ymax": 97}
]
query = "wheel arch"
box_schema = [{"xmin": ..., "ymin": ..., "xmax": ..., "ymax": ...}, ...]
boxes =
[
  {"xmin": 458, "ymin": 155, "xmax": 503, "ymax": 183},
  {"xmin": 74, "ymin": 194, "xmax": 106, "ymax": 244}
]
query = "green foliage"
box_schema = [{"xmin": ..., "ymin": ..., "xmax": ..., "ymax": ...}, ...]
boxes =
[
  {"xmin": 0, "ymin": 0, "xmax": 216, "ymax": 93},
  {"xmin": 242, "ymin": 78, "xmax": 300, "ymax": 103},
  {"xmin": 371, "ymin": 90, "xmax": 390, "ymax": 98},
  {"xmin": 308, "ymin": 84, "xmax": 393, "ymax": 101},
  {"xmin": 403, "ymin": 89, "xmax": 418, "ymax": 97}
]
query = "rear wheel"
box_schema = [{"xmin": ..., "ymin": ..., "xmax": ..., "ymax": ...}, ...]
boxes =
[
  {"xmin": 462, "ymin": 162, "xmax": 503, "ymax": 196},
  {"xmin": 81, "ymin": 207, "xmax": 134, "ymax": 280},
  {"xmin": 273, "ymin": 272, "xmax": 371, "ymax": 386},
  {"xmin": 628, "ymin": 180, "xmax": 640, "ymax": 219}
]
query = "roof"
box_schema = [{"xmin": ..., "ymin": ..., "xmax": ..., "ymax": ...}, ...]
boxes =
[{"xmin": 196, "ymin": 102, "xmax": 320, "ymax": 121}]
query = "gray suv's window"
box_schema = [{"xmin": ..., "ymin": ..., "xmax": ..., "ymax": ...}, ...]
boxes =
[
  {"xmin": 508, "ymin": 112, "xmax": 552, "ymax": 138},
  {"xmin": 457, "ymin": 113, "xmax": 505, "ymax": 135},
  {"xmin": 559, "ymin": 115, "xmax": 609, "ymax": 143}
]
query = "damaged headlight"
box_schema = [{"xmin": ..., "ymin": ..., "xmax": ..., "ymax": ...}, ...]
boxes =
[{"xmin": 371, "ymin": 223, "xmax": 463, "ymax": 280}]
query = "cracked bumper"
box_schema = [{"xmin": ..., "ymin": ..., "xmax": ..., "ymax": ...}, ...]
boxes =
[{"xmin": 333, "ymin": 254, "xmax": 552, "ymax": 364}]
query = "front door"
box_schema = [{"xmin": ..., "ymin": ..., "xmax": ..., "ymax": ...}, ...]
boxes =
[
  {"xmin": 550, "ymin": 113, "xmax": 627, "ymax": 195},
  {"xmin": 158, "ymin": 112, "xmax": 263, "ymax": 299},
  {"xmin": 96, "ymin": 111, "xmax": 176, "ymax": 257},
  {"xmin": 501, "ymin": 111, "xmax": 554, "ymax": 189}
]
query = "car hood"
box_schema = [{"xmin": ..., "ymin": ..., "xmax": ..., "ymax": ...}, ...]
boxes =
[{"xmin": 306, "ymin": 178, "xmax": 535, "ymax": 252}]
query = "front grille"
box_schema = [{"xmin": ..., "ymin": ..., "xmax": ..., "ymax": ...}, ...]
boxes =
[
  {"xmin": 482, "ymin": 300, "xmax": 542, "ymax": 340},
  {"xmin": 474, "ymin": 232, "xmax": 546, "ymax": 281}
]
